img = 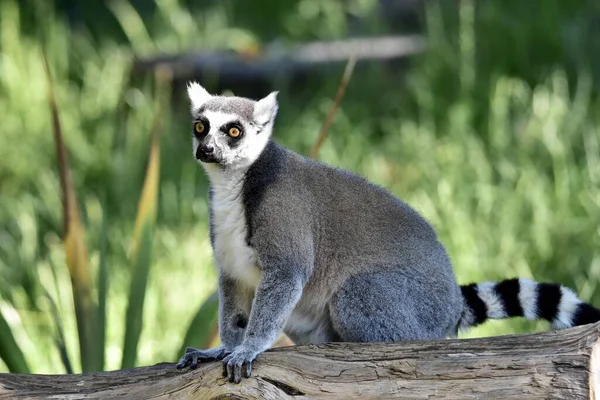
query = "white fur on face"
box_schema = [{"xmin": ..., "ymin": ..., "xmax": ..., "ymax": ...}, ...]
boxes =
[
  {"xmin": 253, "ymin": 92, "xmax": 279, "ymax": 125},
  {"xmin": 194, "ymin": 110, "xmax": 274, "ymax": 175},
  {"xmin": 187, "ymin": 82, "xmax": 279, "ymax": 177},
  {"xmin": 187, "ymin": 82, "xmax": 211, "ymax": 113}
]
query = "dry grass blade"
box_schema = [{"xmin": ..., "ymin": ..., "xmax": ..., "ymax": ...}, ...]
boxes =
[
  {"xmin": 42, "ymin": 50, "xmax": 102, "ymax": 373},
  {"xmin": 129, "ymin": 130, "xmax": 160, "ymax": 262},
  {"xmin": 309, "ymin": 55, "xmax": 357, "ymax": 159},
  {"xmin": 129, "ymin": 68, "xmax": 171, "ymax": 261}
]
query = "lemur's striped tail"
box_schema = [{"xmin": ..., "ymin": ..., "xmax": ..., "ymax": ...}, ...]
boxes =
[{"xmin": 459, "ymin": 278, "xmax": 600, "ymax": 330}]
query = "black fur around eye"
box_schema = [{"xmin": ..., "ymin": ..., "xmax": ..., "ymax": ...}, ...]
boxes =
[
  {"xmin": 222, "ymin": 122, "xmax": 244, "ymax": 139},
  {"xmin": 193, "ymin": 118, "xmax": 209, "ymax": 137}
]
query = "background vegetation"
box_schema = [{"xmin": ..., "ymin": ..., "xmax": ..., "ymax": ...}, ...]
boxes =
[{"xmin": 1, "ymin": 0, "xmax": 599, "ymax": 374}]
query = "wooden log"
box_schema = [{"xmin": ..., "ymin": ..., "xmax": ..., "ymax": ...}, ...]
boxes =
[{"xmin": 2, "ymin": 322, "xmax": 600, "ymax": 399}]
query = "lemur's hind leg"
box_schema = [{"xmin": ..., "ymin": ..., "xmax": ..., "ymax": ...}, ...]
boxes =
[{"xmin": 329, "ymin": 269, "xmax": 463, "ymax": 342}]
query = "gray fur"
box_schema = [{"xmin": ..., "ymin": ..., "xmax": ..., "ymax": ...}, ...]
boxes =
[
  {"xmin": 217, "ymin": 274, "xmax": 253, "ymax": 349},
  {"xmin": 241, "ymin": 142, "xmax": 463, "ymax": 347},
  {"xmin": 199, "ymin": 97, "xmax": 256, "ymax": 123}
]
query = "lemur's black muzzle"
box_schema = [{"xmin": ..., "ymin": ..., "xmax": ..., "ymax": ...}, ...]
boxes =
[{"xmin": 196, "ymin": 144, "xmax": 218, "ymax": 163}]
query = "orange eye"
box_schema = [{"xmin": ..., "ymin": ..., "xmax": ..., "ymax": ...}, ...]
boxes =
[
  {"xmin": 194, "ymin": 122, "xmax": 205, "ymax": 134},
  {"xmin": 228, "ymin": 127, "xmax": 241, "ymax": 138}
]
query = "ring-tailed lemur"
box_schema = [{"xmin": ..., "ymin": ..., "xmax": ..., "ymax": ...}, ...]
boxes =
[{"xmin": 176, "ymin": 82, "xmax": 600, "ymax": 383}]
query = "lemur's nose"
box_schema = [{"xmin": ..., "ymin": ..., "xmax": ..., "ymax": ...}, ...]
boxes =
[{"xmin": 200, "ymin": 144, "xmax": 214, "ymax": 154}]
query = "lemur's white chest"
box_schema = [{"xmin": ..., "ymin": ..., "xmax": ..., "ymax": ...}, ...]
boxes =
[{"xmin": 210, "ymin": 180, "xmax": 262, "ymax": 288}]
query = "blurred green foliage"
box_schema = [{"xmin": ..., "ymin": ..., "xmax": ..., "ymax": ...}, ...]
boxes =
[{"xmin": 0, "ymin": 0, "xmax": 599, "ymax": 373}]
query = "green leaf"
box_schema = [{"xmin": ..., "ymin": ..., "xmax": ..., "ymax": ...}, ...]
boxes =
[
  {"xmin": 96, "ymin": 194, "xmax": 109, "ymax": 372},
  {"xmin": 120, "ymin": 69, "xmax": 169, "ymax": 368},
  {"xmin": 177, "ymin": 290, "xmax": 219, "ymax": 359},
  {"xmin": 120, "ymin": 221, "xmax": 155, "ymax": 369},
  {"xmin": 0, "ymin": 309, "xmax": 29, "ymax": 373},
  {"xmin": 45, "ymin": 292, "xmax": 73, "ymax": 374}
]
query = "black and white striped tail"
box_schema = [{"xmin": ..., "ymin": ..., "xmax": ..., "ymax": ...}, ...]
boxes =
[{"xmin": 459, "ymin": 278, "xmax": 600, "ymax": 330}]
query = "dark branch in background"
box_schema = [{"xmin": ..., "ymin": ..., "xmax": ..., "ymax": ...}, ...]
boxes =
[
  {"xmin": 133, "ymin": 35, "xmax": 426, "ymax": 82},
  {"xmin": 310, "ymin": 56, "xmax": 357, "ymax": 159}
]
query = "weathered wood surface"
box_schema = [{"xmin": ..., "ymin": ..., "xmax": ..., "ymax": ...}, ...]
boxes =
[{"xmin": 2, "ymin": 322, "xmax": 600, "ymax": 399}]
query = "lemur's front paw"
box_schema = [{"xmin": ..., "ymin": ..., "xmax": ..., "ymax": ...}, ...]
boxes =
[
  {"xmin": 176, "ymin": 346, "xmax": 229, "ymax": 370},
  {"xmin": 221, "ymin": 347, "xmax": 259, "ymax": 384}
]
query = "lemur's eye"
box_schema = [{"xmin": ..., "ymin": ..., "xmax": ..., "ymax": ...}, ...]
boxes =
[
  {"xmin": 194, "ymin": 122, "xmax": 205, "ymax": 134},
  {"xmin": 228, "ymin": 127, "xmax": 241, "ymax": 138}
]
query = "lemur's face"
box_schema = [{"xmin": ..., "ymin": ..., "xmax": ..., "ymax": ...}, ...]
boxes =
[{"xmin": 187, "ymin": 82, "xmax": 278, "ymax": 170}]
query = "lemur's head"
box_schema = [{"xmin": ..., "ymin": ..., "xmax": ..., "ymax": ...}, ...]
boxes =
[{"xmin": 186, "ymin": 82, "xmax": 279, "ymax": 170}]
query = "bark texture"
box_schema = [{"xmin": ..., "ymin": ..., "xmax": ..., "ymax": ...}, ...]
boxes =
[{"xmin": 2, "ymin": 322, "xmax": 600, "ymax": 399}]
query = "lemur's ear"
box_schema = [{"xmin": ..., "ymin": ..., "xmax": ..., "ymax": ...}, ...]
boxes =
[
  {"xmin": 253, "ymin": 91, "xmax": 279, "ymax": 126},
  {"xmin": 187, "ymin": 81, "xmax": 211, "ymax": 112}
]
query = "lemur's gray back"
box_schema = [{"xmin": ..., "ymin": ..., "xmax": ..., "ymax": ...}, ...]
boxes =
[
  {"xmin": 239, "ymin": 139, "xmax": 464, "ymax": 333},
  {"xmin": 242, "ymin": 139, "xmax": 440, "ymax": 251}
]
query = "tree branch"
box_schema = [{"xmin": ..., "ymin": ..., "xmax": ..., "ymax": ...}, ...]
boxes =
[
  {"xmin": 132, "ymin": 35, "xmax": 426, "ymax": 81},
  {"xmin": 2, "ymin": 322, "xmax": 600, "ymax": 399}
]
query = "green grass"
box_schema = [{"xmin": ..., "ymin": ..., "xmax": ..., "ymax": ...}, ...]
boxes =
[{"xmin": 0, "ymin": 0, "xmax": 599, "ymax": 373}]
